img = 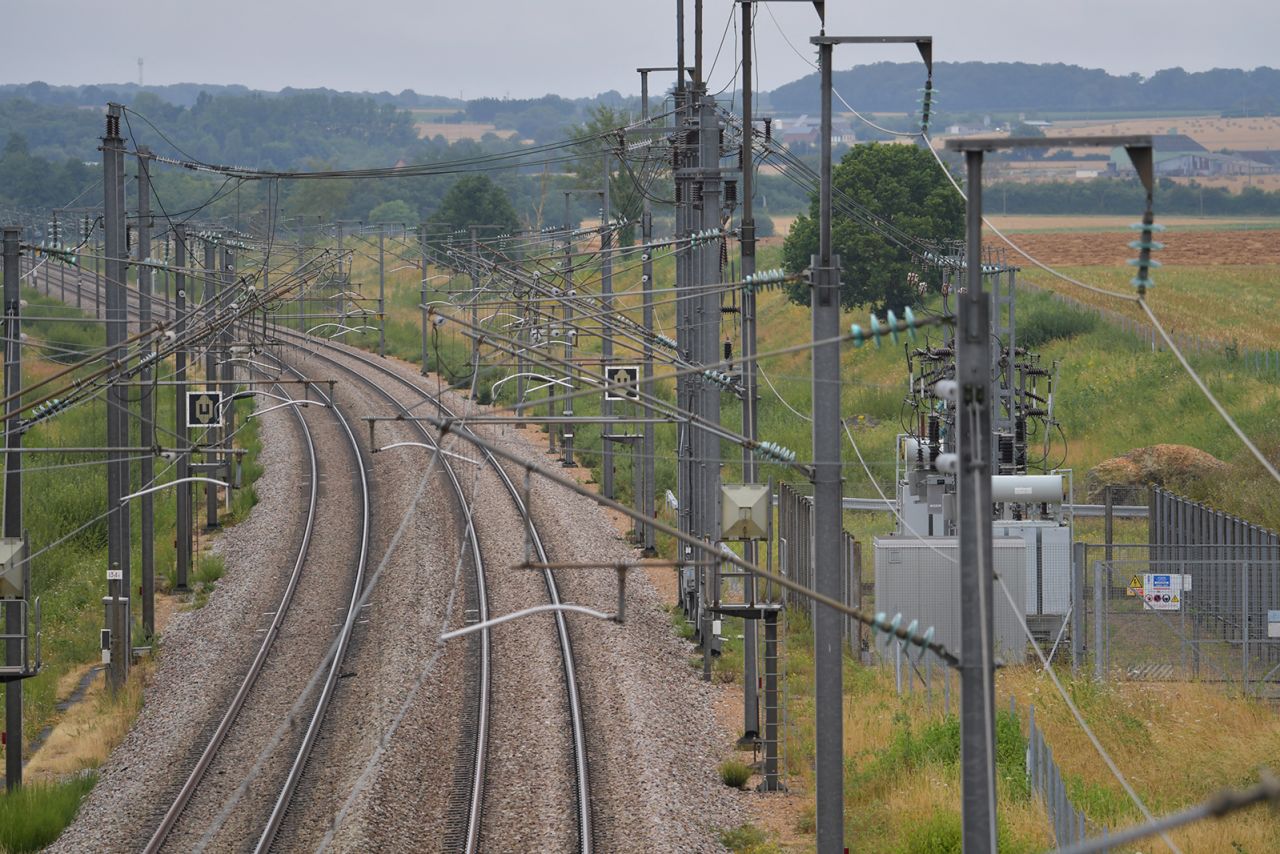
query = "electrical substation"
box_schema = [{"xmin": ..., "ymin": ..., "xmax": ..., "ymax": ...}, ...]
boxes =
[{"xmin": 1, "ymin": 2, "xmax": 1279, "ymax": 852}]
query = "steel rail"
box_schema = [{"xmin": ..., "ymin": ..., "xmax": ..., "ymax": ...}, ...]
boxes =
[
  {"xmin": 276, "ymin": 325, "xmax": 592, "ymax": 854},
  {"xmin": 270, "ymin": 327, "xmax": 496, "ymax": 852},
  {"xmin": 252, "ymin": 354, "xmax": 371, "ymax": 853},
  {"xmin": 142, "ymin": 374, "xmax": 322, "ymax": 853}
]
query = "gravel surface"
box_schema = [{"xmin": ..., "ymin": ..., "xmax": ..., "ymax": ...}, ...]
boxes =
[
  {"xmin": 49, "ymin": 328, "xmax": 746, "ymax": 853},
  {"xmin": 159, "ymin": 360, "xmax": 368, "ymax": 853},
  {"xmin": 49, "ymin": 388, "xmax": 310, "ymax": 853},
  {"xmin": 333, "ymin": 343, "xmax": 746, "ymax": 852}
]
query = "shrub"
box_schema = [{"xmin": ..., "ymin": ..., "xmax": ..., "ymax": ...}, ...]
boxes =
[
  {"xmin": 719, "ymin": 823, "xmax": 779, "ymax": 853},
  {"xmin": 895, "ymin": 811, "xmax": 962, "ymax": 854},
  {"xmin": 718, "ymin": 759, "xmax": 753, "ymax": 789}
]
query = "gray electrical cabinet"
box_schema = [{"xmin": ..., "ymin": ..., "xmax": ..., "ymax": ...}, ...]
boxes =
[
  {"xmin": 0, "ymin": 537, "xmax": 26, "ymax": 599},
  {"xmin": 873, "ymin": 536, "xmax": 1028, "ymax": 664},
  {"xmin": 993, "ymin": 521, "xmax": 1071, "ymax": 616}
]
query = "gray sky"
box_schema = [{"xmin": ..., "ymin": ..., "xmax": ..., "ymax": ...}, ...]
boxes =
[{"xmin": 1, "ymin": 1, "xmax": 1274, "ymax": 99}]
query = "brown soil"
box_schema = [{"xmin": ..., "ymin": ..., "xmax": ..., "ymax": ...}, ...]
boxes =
[{"xmin": 991, "ymin": 227, "xmax": 1280, "ymax": 266}]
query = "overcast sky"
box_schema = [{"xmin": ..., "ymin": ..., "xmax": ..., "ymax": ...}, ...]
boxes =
[{"xmin": 1, "ymin": 1, "xmax": 1274, "ymax": 99}]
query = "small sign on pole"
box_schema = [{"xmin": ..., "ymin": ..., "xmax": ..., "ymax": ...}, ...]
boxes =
[
  {"xmin": 187, "ymin": 390, "xmax": 224, "ymax": 428},
  {"xmin": 604, "ymin": 365, "xmax": 641, "ymax": 401}
]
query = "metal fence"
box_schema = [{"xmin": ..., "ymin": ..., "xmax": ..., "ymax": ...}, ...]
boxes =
[
  {"xmin": 1018, "ymin": 696, "xmax": 1107, "ymax": 849},
  {"xmin": 776, "ymin": 481, "xmax": 862, "ymax": 654},
  {"xmin": 1077, "ymin": 544, "xmax": 1280, "ymax": 698}
]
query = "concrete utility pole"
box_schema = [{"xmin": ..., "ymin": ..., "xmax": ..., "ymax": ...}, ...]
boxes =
[
  {"xmin": 174, "ymin": 227, "xmax": 191, "ymax": 592},
  {"xmin": 203, "ymin": 238, "xmax": 219, "ymax": 530},
  {"xmin": 599, "ymin": 154, "xmax": 615, "ymax": 499},
  {"xmin": 694, "ymin": 91, "xmax": 724, "ymax": 678},
  {"xmin": 810, "ymin": 39, "xmax": 845, "ymax": 851},
  {"xmin": 102, "ymin": 105, "xmax": 131, "ymax": 690},
  {"xmin": 136, "ymin": 148, "xmax": 156, "ymax": 638},
  {"xmin": 738, "ymin": 0, "xmax": 760, "ymax": 745},
  {"xmin": 955, "ymin": 145, "xmax": 999, "ymax": 853},
  {"xmin": 634, "ymin": 66, "xmax": 672, "ymax": 556},
  {"xmin": 3, "ymin": 226, "xmax": 24, "ymax": 790}
]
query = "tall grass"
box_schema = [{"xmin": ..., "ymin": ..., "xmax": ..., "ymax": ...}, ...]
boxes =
[{"xmin": 0, "ymin": 773, "xmax": 96, "ymax": 853}]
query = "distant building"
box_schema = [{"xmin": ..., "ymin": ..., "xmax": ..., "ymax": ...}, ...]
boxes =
[
  {"xmin": 1109, "ymin": 133, "xmax": 1275, "ymax": 177},
  {"xmin": 777, "ymin": 114, "xmax": 857, "ymax": 148}
]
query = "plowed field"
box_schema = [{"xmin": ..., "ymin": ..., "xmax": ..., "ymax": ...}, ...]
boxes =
[{"xmin": 991, "ymin": 228, "xmax": 1280, "ymax": 266}]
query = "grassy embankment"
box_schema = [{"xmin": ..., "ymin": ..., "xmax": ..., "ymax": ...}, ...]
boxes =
[
  {"xmin": 347, "ymin": 228, "xmax": 1280, "ymax": 851},
  {"xmin": 0, "ymin": 281, "xmax": 264, "ymax": 851}
]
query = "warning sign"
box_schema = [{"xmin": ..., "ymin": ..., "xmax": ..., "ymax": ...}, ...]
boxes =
[
  {"xmin": 1142, "ymin": 573, "xmax": 1191, "ymax": 611},
  {"xmin": 1127, "ymin": 574, "xmax": 1143, "ymax": 597},
  {"xmin": 604, "ymin": 365, "xmax": 641, "ymax": 402},
  {"xmin": 187, "ymin": 390, "xmax": 224, "ymax": 428}
]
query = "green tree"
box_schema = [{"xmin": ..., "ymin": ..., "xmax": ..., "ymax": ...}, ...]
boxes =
[
  {"xmin": 428, "ymin": 174, "xmax": 520, "ymax": 234},
  {"xmin": 368, "ymin": 199, "xmax": 416, "ymax": 224},
  {"xmin": 568, "ymin": 105, "xmax": 646, "ymax": 245},
  {"xmin": 781, "ymin": 143, "xmax": 964, "ymax": 313}
]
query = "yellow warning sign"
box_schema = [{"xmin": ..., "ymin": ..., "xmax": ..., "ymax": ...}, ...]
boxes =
[
  {"xmin": 1127, "ymin": 574, "xmax": 1143, "ymax": 597},
  {"xmin": 1172, "ymin": 595, "xmax": 1179, "ymax": 604}
]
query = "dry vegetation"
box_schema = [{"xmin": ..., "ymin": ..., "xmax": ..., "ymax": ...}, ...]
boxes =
[{"xmin": 1048, "ymin": 115, "xmax": 1280, "ymax": 151}]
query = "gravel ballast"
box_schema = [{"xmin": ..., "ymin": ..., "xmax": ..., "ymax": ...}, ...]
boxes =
[{"xmin": 49, "ymin": 340, "xmax": 746, "ymax": 853}]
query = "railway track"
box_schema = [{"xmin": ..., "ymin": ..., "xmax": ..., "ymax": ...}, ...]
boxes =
[
  {"xmin": 50, "ymin": 262, "xmax": 592, "ymax": 850},
  {"xmin": 274, "ymin": 326, "xmax": 593, "ymax": 852},
  {"xmin": 140, "ymin": 371, "xmax": 326, "ymax": 853}
]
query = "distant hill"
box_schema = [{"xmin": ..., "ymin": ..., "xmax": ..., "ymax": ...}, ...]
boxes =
[
  {"xmin": 0, "ymin": 81, "xmax": 463, "ymax": 111},
  {"xmin": 763, "ymin": 62, "xmax": 1280, "ymax": 116}
]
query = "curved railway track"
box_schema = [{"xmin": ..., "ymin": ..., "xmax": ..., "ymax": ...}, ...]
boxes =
[
  {"xmin": 274, "ymin": 326, "xmax": 593, "ymax": 853},
  {"xmin": 140, "ymin": 373, "xmax": 325, "ymax": 853},
  {"xmin": 50, "ymin": 262, "xmax": 593, "ymax": 851}
]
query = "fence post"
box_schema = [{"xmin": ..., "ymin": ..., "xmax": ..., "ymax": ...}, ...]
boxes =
[
  {"xmin": 1242, "ymin": 561, "xmax": 1250, "ymax": 696},
  {"xmin": 1094, "ymin": 560, "xmax": 1105, "ymax": 682},
  {"xmin": 1072, "ymin": 542, "xmax": 1085, "ymax": 675}
]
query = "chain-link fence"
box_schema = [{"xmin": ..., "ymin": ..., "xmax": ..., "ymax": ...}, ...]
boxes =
[{"xmin": 1076, "ymin": 543, "xmax": 1280, "ymax": 698}]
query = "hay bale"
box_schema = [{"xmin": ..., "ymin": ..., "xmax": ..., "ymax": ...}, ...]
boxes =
[{"xmin": 1084, "ymin": 444, "xmax": 1228, "ymax": 503}]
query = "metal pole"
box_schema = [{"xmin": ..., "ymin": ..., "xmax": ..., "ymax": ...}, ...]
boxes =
[
  {"xmin": 174, "ymin": 227, "xmax": 191, "ymax": 592},
  {"xmin": 696, "ymin": 92, "xmax": 724, "ymax": 675},
  {"xmin": 1242, "ymin": 561, "xmax": 1250, "ymax": 695},
  {"xmin": 561, "ymin": 200, "xmax": 575, "ymax": 466},
  {"xmin": 220, "ymin": 246, "xmax": 235, "ymax": 513},
  {"xmin": 3, "ymin": 226, "xmax": 24, "ymax": 790},
  {"xmin": 419, "ymin": 223, "xmax": 429, "ymax": 375},
  {"xmin": 103, "ymin": 105, "xmax": 131, "ymax": 690},
  {"xmin": 136, "ymin": 148, "xmax": 156, "ymax": 638},
  {"xmin": 600, "ymin": 163, "xmax": 615, "ymax": 499},
  {"xmin": 637, "ymin": 70, "xmax": 657, "ymax": 556},
  {"xmin": 94, "ymin": 228, "xmax": 101, "ymax": 320},
  {"xmin": 813, "ymin": 42, "xmax": 845, "ymax": 852},
  {"xmin": 958, "ymin": 146, "xmax": 999, "ymax": 850},
  {"xmin": 203, "ymin": 239, "xmax": 219, "ymax": 530},
  {"xmin": 738, "ymin": 0, "xmax": 760, "ymax": 744},
  {"xmin": 77, "ymin": 215, "xmax": 86, "ymax": 310},
  {"xmin": 761, "ymin": 609, "xmax": 781, "ymax": 791},
  {"xmin": 55, "ymin": 210, "xmax": 65, "ymax": 303},
  {"xmin": 378, "ymin": 226, "xmax": 386, "ymax": 357},
  {"xmin": 469, "ymin": 225, "xmax": 480, "ymax": 386}
]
